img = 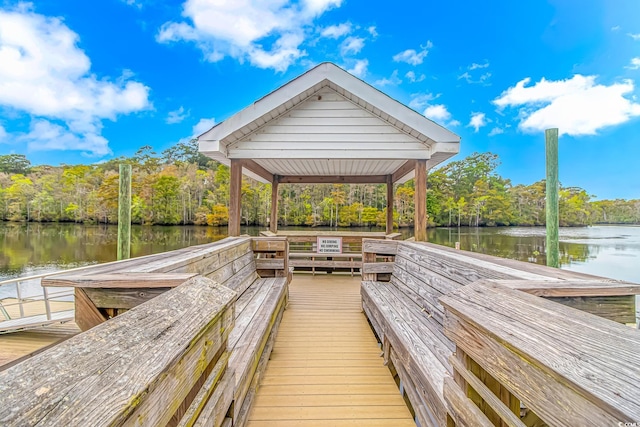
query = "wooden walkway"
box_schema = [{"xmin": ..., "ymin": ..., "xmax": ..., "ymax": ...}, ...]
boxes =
[{"xmin": 247, "ymin": 274, "xmax": 415, "ymax": 427}]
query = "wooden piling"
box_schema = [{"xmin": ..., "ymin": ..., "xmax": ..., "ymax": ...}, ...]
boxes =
[
  {"xmin": 117, "ymin": 164, "xmax": 132, "ymax": 260},
  {"xmin": 545, "ymin": 128, "xmax": 559, "ymax": 268}
]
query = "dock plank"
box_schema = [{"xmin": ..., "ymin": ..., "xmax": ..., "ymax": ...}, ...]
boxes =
[{"xmin": 246, "ymin": 275, "xmax": 415, "ymax": 426}]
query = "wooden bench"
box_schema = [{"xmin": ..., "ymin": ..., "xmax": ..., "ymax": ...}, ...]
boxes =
[
  {"xmin": 35, "ymin": 236, "xmax": 291, "ymax": 427},
  {"xmin": 361, "ymin": 239, "xmax": 640, "ymax": 427}
]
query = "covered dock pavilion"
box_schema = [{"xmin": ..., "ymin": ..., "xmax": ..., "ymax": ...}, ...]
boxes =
[{"xmin": 198, "ymin": 62, "xmax": 461, "ymax": 241}]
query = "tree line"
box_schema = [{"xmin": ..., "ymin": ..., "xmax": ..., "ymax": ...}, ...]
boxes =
[{"xmin": 0, "ymin": 144, "xmax": 638, "ymax": 227}]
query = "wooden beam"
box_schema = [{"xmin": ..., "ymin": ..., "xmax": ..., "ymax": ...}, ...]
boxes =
[
  {"xmin": 75, "ymin": 288, "xmax": 107, "ymax": 331},
  {"xmin": 270, "ymin": 176, "xmax": 279, "ymax": 234},
  {"xmin": 278, "ymin": 175, "xmax": 387, "ymax": 184},
  {"xmin": 386, "ymin": 175, "xmax": 394, "ymax": 234},
  {"xmin": 391, "ymin": 160, "xmax": 417, "ymax": 183},
  {"xmin": 229, "ymin": 159, "xmax": 242, "ymax": 236},
  {"xmin": 240, "ymin": 159, "xmax": 274, "ymax": 182},
  {"xmin": 414, "ymin": 159, "xmax": 427, "ymax": 241}
]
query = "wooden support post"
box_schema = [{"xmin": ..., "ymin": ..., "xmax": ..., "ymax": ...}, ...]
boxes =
[
  {"xmin": 414, "ymin": 159, "xmax": 427, "ymax": 242},
  {"xmin": 229, "ymin": 159, "xmax": 242, "ymax": 237},
  {"xmin": 546, "ymin": 128, "xmax": 559, "ymax": 268},
  {"xmin": 270, "ymin": 176, "xmax": 279, "ymax": 234},
  {"xmin": 117, "ymin": 164, "xmax": 131, "ymax": 260},
  {"xmin": 386, "ymin": 175, "xmax": 394, "ymax": 234}
]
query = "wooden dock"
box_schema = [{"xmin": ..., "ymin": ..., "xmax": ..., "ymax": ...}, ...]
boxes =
[
  {"xmin": 247, "ymin": 274, "xmax": 415, "ymax": 427},
  {"xmin": 2, "ymin": 236, "xmax": 639, "ymax": 427}
]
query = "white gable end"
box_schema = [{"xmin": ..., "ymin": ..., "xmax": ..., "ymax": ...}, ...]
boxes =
[{"xmin": 227, "ymin": 88, "xmax": 429, "ymax": 160}]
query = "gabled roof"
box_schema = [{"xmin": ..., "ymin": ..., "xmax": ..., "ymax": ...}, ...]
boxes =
[{"xmin": 198, "ymin": 62, "xmax": 460, "ymax": 183}]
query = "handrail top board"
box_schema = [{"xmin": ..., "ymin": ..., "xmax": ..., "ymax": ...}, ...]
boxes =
[
  {"xmin": 0, "ymin": 276, "xmax": 237, "ymax": 426},
  {"xmin": 497, "ymin": 279, "xmax": 640, "ymax": 297},
  {"xmin": 43, "ymin": 273, "xmax": 198, "ymax": 288},
  {"xmin": 440, "ymin": 280, "xmax": 640, "ymax": 419},
  {"xmin": 271, "ymin": 230, "xmax": 388, "ymax": 237},
  {"xmin": 40, "ymin": 236, "xmax": 253, "ymax": 284}
]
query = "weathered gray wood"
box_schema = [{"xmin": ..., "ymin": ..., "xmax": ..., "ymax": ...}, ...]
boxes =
[
  {"xmin": 444, "ymin": 376, "xmax": 494, "ymax": 427},
  {"xmin": 0, "ymin": 276, "xmax": 236, "ymax": 427},
  {"xmin": 176, "ymin": 352, "xmax": 230, "ymax": 427},
  {"xmin": 255, "ymin": 258, "xmax": 285, "ymax": 270},
  {"xmin": 448, "ymin": 355, "xmax": 525, "ymax": 427},
  {"xmin": 83, "ymin": 287, "xmax": 171, "ymax": 309},
  {"xmin": 117, "ymin": 164, "xmax": 132, "ymax": 260},
  {"xmin": 362, "ymin": 262, "xmax": 394, "ymax": 274},
  {"xmin": 234, "ymin": 304, "xmax": 285, "ymax": 427},
  {"xmin": 230, "ymin": 277, "xmax": 288, "ymax": 421},
  {"xmin": 362, "ymin": 238, "xmax": 398, "ymax": 255},
  {"xmin": 252, "ymin": 237, "xmax": 287, "ymax": 252},
  {"xmin": 361, "ymin": 281, "xmax": 448, "ymax": 426},
  {"xmin": 390, "ymin": 347, "xmax": 439, "ymax": 427},
  {"xmin": 499, "ymin": 279, "xmax": 640, "ymax": 297},
  {"xmin": 191, "ymin": 370, "xmax": 234, "ymax": 427},
  {"xmin": 290, "ymin": 259, "xmax": 360, "ymax": 269},
  {"xmin": 440, "ymin": 281, "xmax": 640, "ymax": 424},
  {"xmin": 416, "ymin": 241, "xmax": 600, "ymax": 280},
  {"xmin": 74, "ymin": 288, "xmax": 107, "ymax": 331},
  {"xmin": 44, "ymin": 273, "xmax": 197, "ymax": 288}
]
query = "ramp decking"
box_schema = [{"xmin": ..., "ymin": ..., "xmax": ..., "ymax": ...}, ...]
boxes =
[{"xmin": 247, "ymin": 274, "xmax": 415, "ymax": 427}]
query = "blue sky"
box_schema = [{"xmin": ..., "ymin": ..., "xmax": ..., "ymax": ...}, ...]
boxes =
[{"xmin": 0, "ymin": 0, "xmax": 639, "ymax": 199}]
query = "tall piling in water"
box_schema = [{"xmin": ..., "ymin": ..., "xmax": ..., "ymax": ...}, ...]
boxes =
[
  {"xmin": 545, "ymin": 128, "xmax": 559, "ymax": 268},
  {"xmin": 117, "ymin": 164, "xmax": 132, "ymax": 260}
]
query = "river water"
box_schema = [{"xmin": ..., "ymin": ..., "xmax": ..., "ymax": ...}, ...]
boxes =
[{"xmin": 1, "ymin": 222, "xmax": 638, "ymax": 285}]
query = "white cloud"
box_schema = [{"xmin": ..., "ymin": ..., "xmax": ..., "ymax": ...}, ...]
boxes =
[
  {"xmin": 157, "ymin": 0, "xmax": 342, "ymax": 72},
  {"xmin": 122, "ymin": 0, "xmax": 143, "ymax": 9},
  {"xmin": 166, "ymin": 106, "xmax": 189, "ymax": 124},
  {"xmin": 424, "ymin": 105, "xmax": 452, "ymax": 122},
  {"xmin": 405, "ymin": 71, "xmax": 425, "ymax": 83},
  {"xmin": 611, "ymin": 25, "xmax": 620, "ymax": 31},
  {"xmin": 628, "ymin": 33, "xmax": 640, "ymax": 40},
  {"xmin": 468, "ymin": 112, "xmax": 487, "ymax": 132},
  {"xmin": 320, "ymin": 22, "xmax": 351, "ymax": 39},
  {"xmin": 494, "ymin": 74, "xmax": 640, "ymax": 135},
  {"xmin": 375, "ymin": 70, "xmax": 402, "ymax": 87},
  {"xmin": 459, "ymin": 61, "xmax": 492, "ymax": 85},
  {"xmin": 626, "ymin": 57, "xmax": 640, "ymax": 70},
  {"xmin": 346, "ymin": 59, "xmax": 368, "ymax": 77},
  {"xmin": 0, "ymin": 4, "xmax": 150, "ymax": 156},
  {"xmin": 408, "ymin": 93, "xmax": 437, "ymax": 111},
  {"xmin": 469, "ymin": 62, "xmax": 489, "ymax": 70},
  {"xmin": 488, "ymin": 127, "xmax": 504, "ymax": 136},
  {"xmin": 393, "ymin": 41, "xmax": 432, "ymax": 66},
  {"xmin": 367, "ymin": 26, "xmax": 378, "ymax": 38},
  {"xmin": 0, "ymin": 124, "xmax": 7, "ymax": 142},
  {"xmin": 340, "ymin": 36, "xmax": 364, "ymax": 56},
  {"xmin": 192, "ymin": 117, "xmax": 216, "ymax": 136}
]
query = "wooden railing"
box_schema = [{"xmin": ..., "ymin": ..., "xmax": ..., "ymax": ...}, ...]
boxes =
[
  {"xmin": 0, "ymin": 275, "xmax": 236, "ymax": 426},
  {"xmin": 361, "ymin": 238, "xmax": 399, "ymax": 282},
  {"xmin": 441, "ymin": 280, "xmax": 640, "ymax": 426},
  {"xmin": 262, "ymin": 230, "xmax": 401, "ymax": 275}
]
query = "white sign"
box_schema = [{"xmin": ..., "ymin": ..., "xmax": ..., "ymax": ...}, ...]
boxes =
[{"xmin": 317, "ymin": 237, "xmax": 343, "ymax": 254}]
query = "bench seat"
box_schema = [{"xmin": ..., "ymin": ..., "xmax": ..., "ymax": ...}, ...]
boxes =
[
  {"xmin": 228, "ymin": 276, "xmax": 288, "ymax": 426},
  {"xmin": 362, "ymin": 280, "xmax": 451, "ymax": 427}
]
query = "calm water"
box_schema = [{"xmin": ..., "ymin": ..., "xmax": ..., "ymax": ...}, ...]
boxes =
[{"xmin": 1, "ymin": 222, "xmax": 638, "ymax": 283}]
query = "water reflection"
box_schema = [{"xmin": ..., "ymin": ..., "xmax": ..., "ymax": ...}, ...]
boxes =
[{"xmin": 1, "ymin": 223, "xmax": 638, "ymax": 283}]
